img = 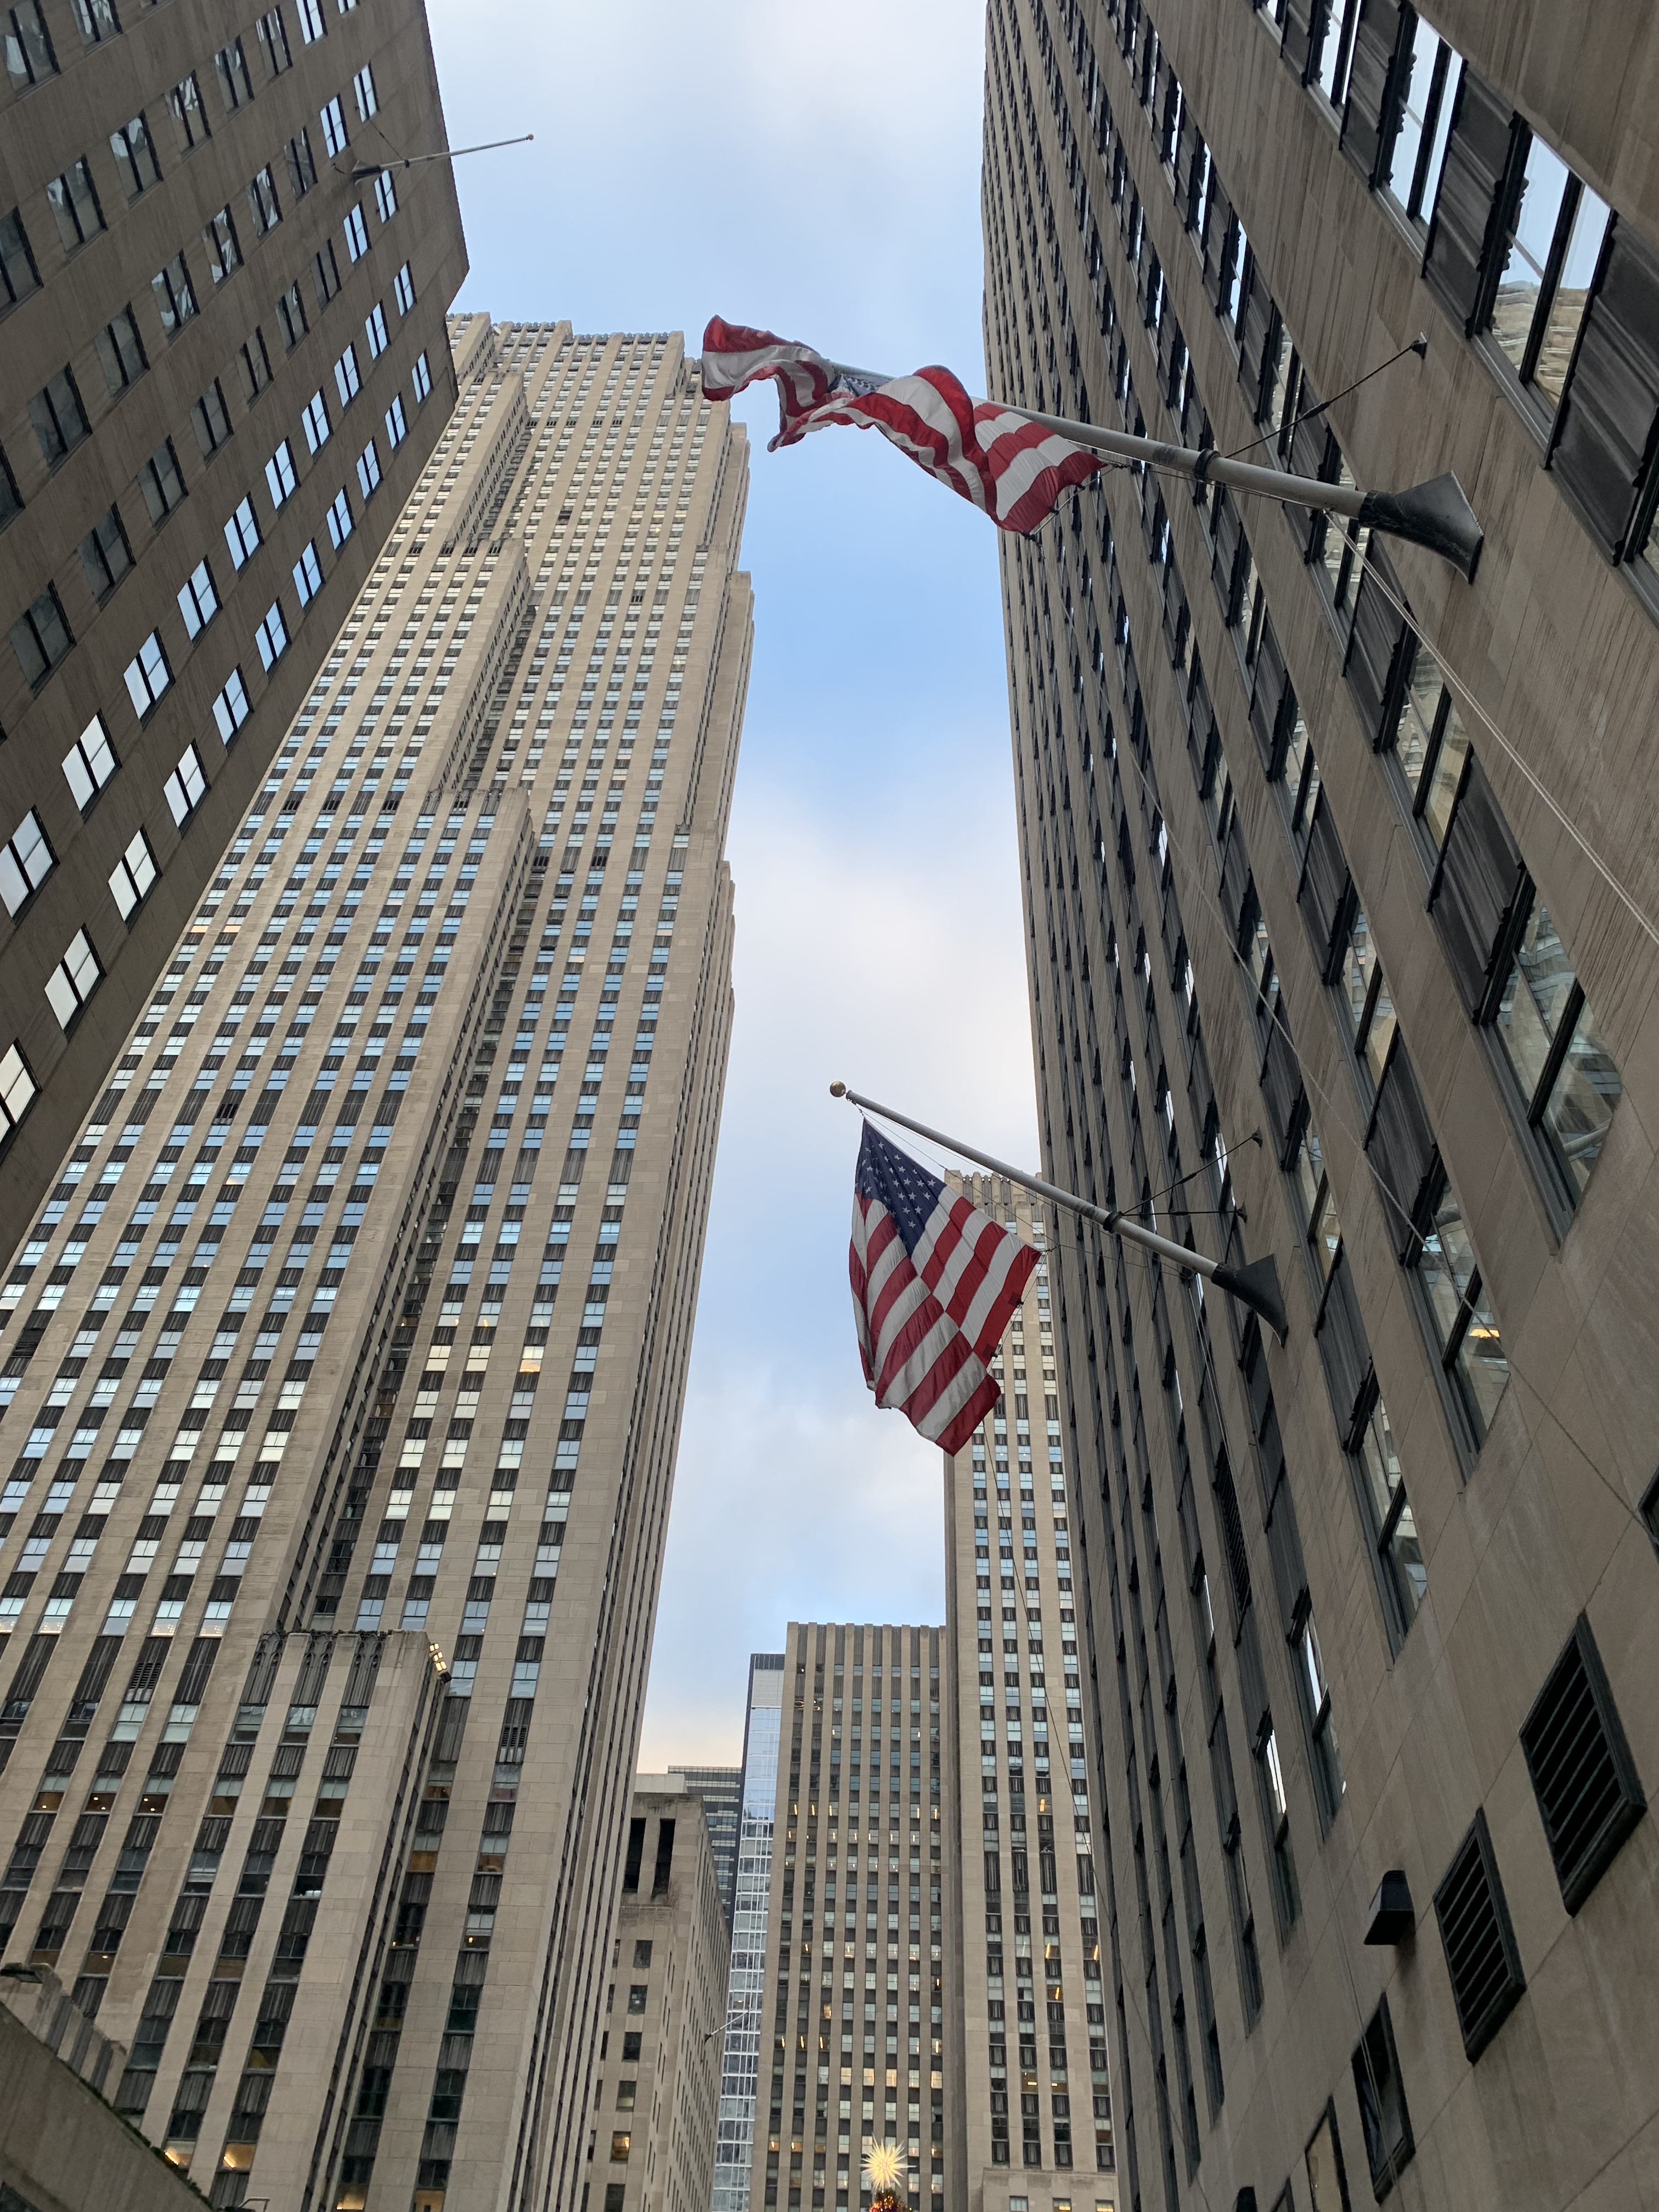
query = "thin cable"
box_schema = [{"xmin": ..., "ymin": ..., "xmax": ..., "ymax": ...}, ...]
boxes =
[{"xmin": 1216, "ymin": 337, "xmax": 1427, "ymax": 467}]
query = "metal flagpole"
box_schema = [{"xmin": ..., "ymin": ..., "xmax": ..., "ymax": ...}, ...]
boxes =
[
  {"xmin": 347, "ymin": 133, "xmax": 534, "ymax": 182},
  {"xmin": 831, "ymin": 1082, "xmax": 1288, "ymax": 1342},
  {"xmin": 827, "ymin": 361, "xmax": 1483, "ymax": 579}
]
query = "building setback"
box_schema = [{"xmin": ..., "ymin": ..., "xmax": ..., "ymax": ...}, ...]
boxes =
[
  {"xmin": 938, "ymin": 1176, "xmax": 1114, "ymax": 2212},
  {"xmin": 0, "ymin": 0, "xmax": 466, "ymax": 1239},
  {"xmin": 712, "ymin": 1650, "xmax": 784, "ymax": 2212},
  {"xmin": 0, "ymin": 313, "xmax": 752, "ymax": 2212},
  {"xmin": 984, "ymin": 2, "xmax": 1659, "ymax": 2210},
  {"xmin": 669, "ymin": 1761, "xmax": 743, "ymax": 1927},
  {"xmin": 748, "ymin": 1623, "xmax": 950, "ymax": 2212},
  {"xmin": 602, "ymin": 1781, "xmax": 731, "ymax": 2212}
]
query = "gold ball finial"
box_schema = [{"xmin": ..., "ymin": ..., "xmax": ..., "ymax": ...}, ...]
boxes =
[{"xmin": 830, "ymin": 1080, "xmax": 847, "ymax": 1098}]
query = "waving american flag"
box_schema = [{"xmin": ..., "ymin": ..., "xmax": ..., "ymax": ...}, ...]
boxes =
[
  {"xmin": 701, "ymin": 317, "xmax": 1107, "ymax": 535},
  {"xmin": 849, "ymin": 1122, "xmax": 1037, "ymax": 1453}
]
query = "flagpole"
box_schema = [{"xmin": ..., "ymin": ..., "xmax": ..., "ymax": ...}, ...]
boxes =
[
  {"xmin": 831, "ymin": 1082, "xmax": 1288, "ymax": 1343},
  {"xmin": 826, "ymin": 360, "xmax": 1482, "ymax": 579}
]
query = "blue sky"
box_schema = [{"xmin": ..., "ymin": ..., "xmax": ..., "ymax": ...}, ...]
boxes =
[{"xmin": 426, "ymin": 0, "xmax": 1038, "ymax": 1767}]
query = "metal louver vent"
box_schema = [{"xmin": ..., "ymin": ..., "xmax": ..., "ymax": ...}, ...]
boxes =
[
  {"xmin": 1519, "ymin": 1614, "xmax": 1647, "ymax": 1915},
  {"xmin": 1433, "ymin": 1809, "xmax": 1525, "ymax": 2062}
]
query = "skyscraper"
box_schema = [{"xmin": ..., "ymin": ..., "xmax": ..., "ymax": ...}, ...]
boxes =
[
  {"xmin": 713, "ymin": 1650, "xmax": 784, "ymax": 2212},
  {"xmin": 0, "ymin": 0, "xmax": 467, "ymax": 1238},
  {"xmin": 937, "ymin": 1176, "xmax": 1113, "ymax": 2212},
  {"xmin": 748, "ymin": 1624, "xmax": 949, "ymax": 2212},
  {"xmin": 984, "ymin": 3, "xmax": 1659, "ymax": 2210},
  {"xmin": 669, "ymin": 1760, "xmax": 743, "ymax": 1925},
  {"xmin": 0, "ymin": 313, "xmax": 752, "ymax": 2212}
]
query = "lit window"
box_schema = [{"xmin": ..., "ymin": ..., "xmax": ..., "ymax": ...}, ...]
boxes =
[
  {"xmin": 265, "ymin": 439, "xmax": 298, "ymax": 507},
  {"xmin": 63, "ymin": 715, "xmax": 117, "ymax": 810},
  {"xmin": 255, "ymin": 600, "xmax": 289, "ymax": 670},
  {"xmin": 295, "ymin": 0, "xmax": 324, "ymax": 41},
  {"xmin": 46, "ymin": 927, "xmax": 101, "ymax": 1026},
  {"xmin": 0, "ymin": 1043, "xmax": 37, "ymax": 1142},
  {"xmin": 411, "ymin": 351, "xmax": 432, "ymax": 405},
  {"xmin": 325, "ymin": 487, "xmax": 353, "ymax": 549},
  {"xmin": 393, "ymin": 260, "xmax": 414, "ymax": 315},
  {"xmin": 213, "ymin": 667, "xmax": 251, "ymax": 744},
  {"xmin": 177, "ymin": 558, "xmax": 219, "ymax": 639},
  {"xmin": 302, "ymin": 388, "xmax": 331, "ymax": 453},
  {"xmin": 293, "ymin": 540, "xmax": 323, "ymax": 607},
  {"xmin": 353, "ymin": 61, "xmax": 376, "ymax": 119},
  {"xmin": 224, "ymin": 495, "xmax": 261, "ymax": 569},
  {"xmin": 0, "ymin": 810, "xmax": 54, "ymax": 915},
  {"xmin": 109, "ymin": 828, "xmax": 157, "ymax": 918},
  {"xmin": 124, "ymin": 628, "xmax": 171, "ymax": 716},
  {"xmin": 374, "ymin": 169, "xmax": 397, "ymax": 223},
  {"xmin": 365, "ymin": 301, "xmax": 388, "ymax": 357},
  {"xmin": 357, "ymin": 439, "xmax": 381, "ymax": 500},
  {"xmin": 164, "ymin": 740, "xmax": 208, "ymax": 823},
  {"xmin": 151, "ymin": 249, "xmax": 198, "ymax": 335},
  {"xmin": 10, "ymin": 584, "xmax": 74, "ymax": 687},
  {"xmin": 385, "ymin": 393, "xmax": 407, "ymax": 449},
  {"xmin": 334, "ymin": 343, "xmax": 362, "ymax": 406},
  {"xmin": 319, "ymin": 94, "xmax": 347, "ymax": 158}
]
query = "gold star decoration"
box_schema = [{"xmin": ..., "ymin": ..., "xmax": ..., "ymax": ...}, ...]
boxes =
[{"xmin": 864, "ymin": 2141, "xmax": 904, "ymax": 2193}]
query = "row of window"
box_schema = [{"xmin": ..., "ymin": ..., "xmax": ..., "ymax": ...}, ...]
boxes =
[{"xmin": 5, "ymin": 0, "xmax": 360, "ymax": 102}]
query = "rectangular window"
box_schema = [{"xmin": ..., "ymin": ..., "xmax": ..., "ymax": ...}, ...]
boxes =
[
  {"xmin": 30, "ymin": 365, "xmax": 90, "ymax": 465},
  {"xmin": 1352, "ymin": 1996, "xmax": 1414, "ymax": 2197},
  {"xmin": 301, "ymin": 390, "xmax": 331, "ymax": 454},
  {"xmin": 319, "ymin": 94, "xmax": 348, "ymax": 157},
  {"xmin": 1354, "ymin": 1387, "xmax": 1424, "ymax": 1637},
  {"xmin": 343, "ymin": 202, "xmax": 369, "ymax": 261},
  {"xmin": 265, "ymin": 439, "xmax": 298, "ymax": 506},
  {"xmin": 0, "ymin": 809, "xmax": 54, "ymax": 916},
  {"xmin": 246, "ymin": 164, "xmax": 281, "ymax": 238},
  {"xmin": 5, "ymin": 0, "xmax": 57, "ymax": 87},
  {"xmin": 1484, "ymin": 134, "xmax": 1611, "ymax": 431},
  {"xmin": 47, "ymin": 157, "xmax": 104, "ymax": 250},
  {"xmin": 139, "ymin": 438, "xmax": 186, "ymax": 526},
  {"xmin": 1382, "ymin": 19, "xmax": 1462, "ymax": 225},
  {"xmin": 110, "ymin": 829, "xmax": 157, "ymax": 919},
  {"xmin": 365, "ymin": 301, "xmax": 388, "ymax": 357},
  {"xmin": 374, "ymin": 169, "xmax": 398, "ymax": 223},
  {"xmin": 79, "ymin": 504, "xmax": 132, "ymax": 599},
  {"xmin": 325, "ymin": 486, "xmax": 353, "ymax": 548},
  {"xmin": 177, "ymin": 558, "xmax": 219, "ymax": 639},
  {"xmin": 152, "ymin": 251, "xmax": 198, "ymax": 336},
  {"xmin": 0, "ymin": 446, "xmax": 18, "ymax": 531},
  {"xmin": 285, "ymin": 127, "xmax": 317, "ymax": 201},
  {"xmin": 411, "ymin": 350, "xmax": 432, "ymax": 405},
  {"xmin": 167, "ymin": 70, "xmax": 210, "ymax": 151},
  {"xmin": 95, "ymin": 305, "xmax": 148, "ymax": 397},
  {"xmin": 110, "ymin": 113, "xmax": 162, "ymax": 200},
  {"xmin": 63, "ymin": 715, "xmax": 117, "ymax": 810},
  {"xmin": 225, "ymin": 496, "xmax": 260, "ymax": 568},
  {"xmin": 353, "ymin": 61, "xmax": 377, "ymax": 118},
  {"xmin": 292, "ymin": 539, "xmax": 323, "ymax": 606},
  {"xmin": 255, "ymin": 599, "xmax": 288, "ymax": 670},
  {"xmin": 256, "ymin": 6, "xmax": 291, "ymax": 75},
  {"xmin": 276, "ymin": 279, "xmax": 307, "ymax": 349},
  {"xmin": 191, "ymin": 377, "xmax": 232, "ymax": 460},
  {"xmin": 212, "ymin": 667, "xmax": 250, "ymax": 744},
  {"xmin": 295, "ymin": 0, "xmax": 323, "ymax": 40},
  {"xmin": 203, "ymin": 205, "xmax": 241, "ymax": 284},
  {"xmin": 1491, "ymin": 900, "xmax": 1621, "ymax": 1207},
  {"xmin": 240, "ymin": 326, "xmax": 273, "ymax": 404},
  {"xmin": 46, "ymin": 928, "xmax": 100, "ymax": 1028},
  {"xmin": 334, "ymin": 343, "xmax": 362, "ymax": 406},
  {"xmin": 1413, "ymin": 1166, "xmax": 1508, "ymax": 1447},
  {"xmin": 164, "ymin": 741, "xmax": 208, "ymax": 823},
  {"xmin": 314, "ymin": 239, "xmax": 341, "ymax": 307},
  {"xmin": 10, "ymin": 585, "xmax": 74, "ymax": 689},
  {"xmin": 69, "ymin": 0, "xmax": 116, "ymax": 46},
  {"xmin": 393, "ymin": 261, "xmax": 415, "ymax": 315},
  {"xmin": 385, "ymin": 393, "xmax": 407, "ymax": 449},
  {"xmin": 0, "ymin": 206, "xmax": 40, "ymax": 303},
  {"xmin": 215, "ymin": 36, "xmax": 253, "ymax": 110},
  {"xmin": 124, "ymin": 628, "xmax": 171, "ymax": 716},
  {"xmin": 356, "ymin": 439, "xmax": 381, "ymax": 500},
  {"xmin": 0, "ymin": 1042, "xmax": 36, "ymax": 1142}
]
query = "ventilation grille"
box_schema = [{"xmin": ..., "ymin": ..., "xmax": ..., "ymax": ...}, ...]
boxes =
[
  {"xmin": 1433, "ymin": 1809, "xmax": 1525, "ymax": 2062},
  {"xmin": 1519, "ymin": 1615, "xmax": 1647, "ymax": 1915}
]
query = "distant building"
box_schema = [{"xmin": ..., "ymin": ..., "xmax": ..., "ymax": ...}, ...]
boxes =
[
  {"xmin": 712, "ymin": 1652, "xmax": 783, "ymax": 2212},
  {"xmin": 600, "ymin": 1781, "xmax": 730, "ymax": 2212},
  {"xmin": 747, "ymin": 1624, "xmax": 949, "ymax": 2212},
  {"xmin": 670, "ymin": 1761, "xmax": 742, "ymax": 1925},
  {"xmin": 0, "ymin": 0, "xmax": 466, "ymax": 1238}
]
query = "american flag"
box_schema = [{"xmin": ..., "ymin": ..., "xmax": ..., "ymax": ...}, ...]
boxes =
[
  {"xmin": 701, "ymin": 317, "xmax": 1106, "ymax": 535},
  {"xmin": 849, "ymin": 1122, "xmax": 1037, "ymax": 1454}
]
